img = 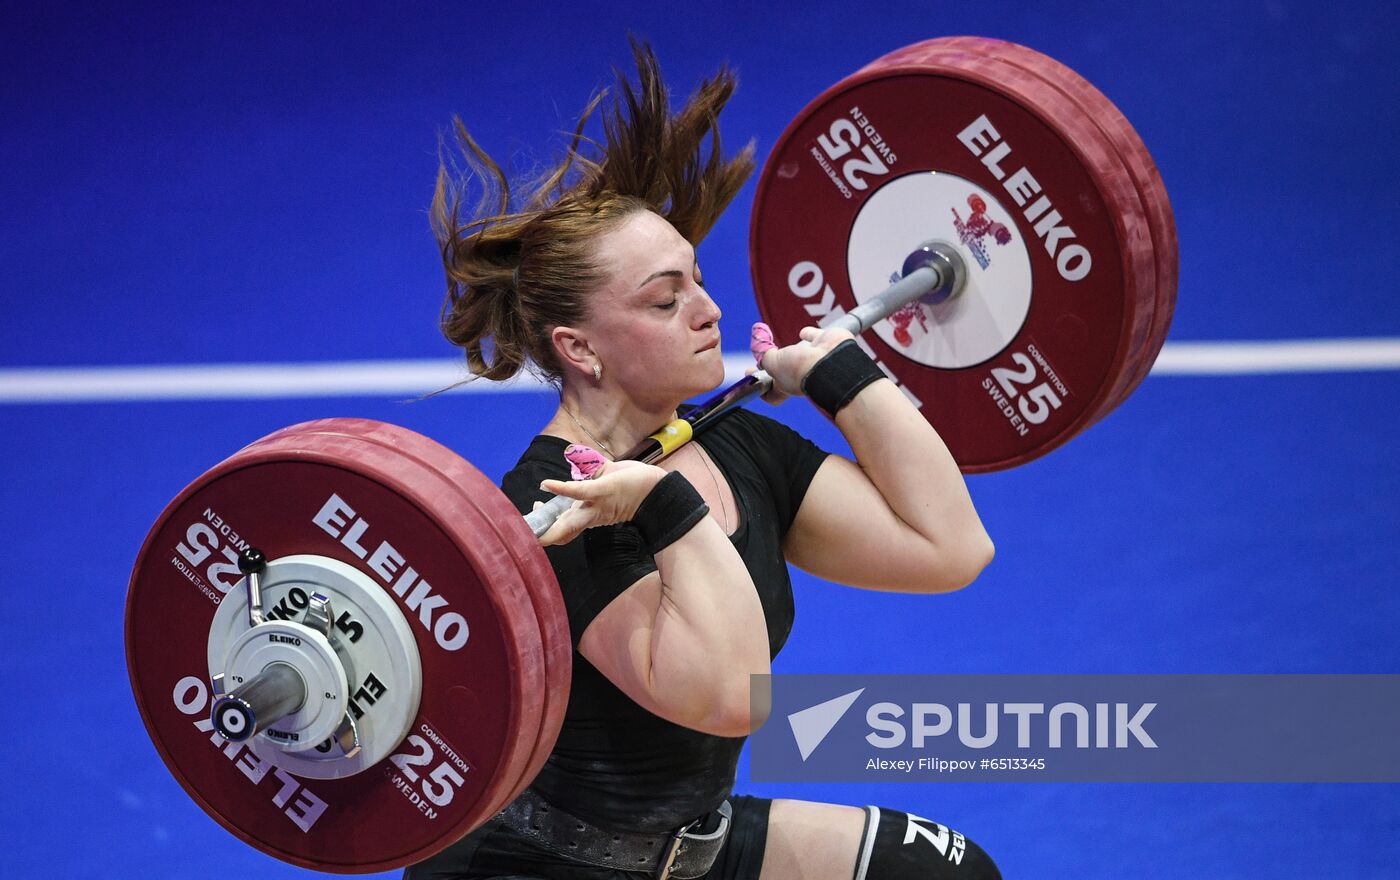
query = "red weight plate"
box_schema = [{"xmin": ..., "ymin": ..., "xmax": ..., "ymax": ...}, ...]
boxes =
[
  {"xmin": 750, "ymin": 41, "xmax": 1157, "ymax": 471},
  {"xmin": 127, "ymin": 423, "xmax": 544, "ymax": 873},
  {"xmin": 898, "ymin": 37, "xmax": 1178, "ymax": 415},
  {"xmin": 245, "ymin": 422, "xmax": 560, "ymax": 822},
  {"xmin": 268, "ymin": 419, "xmax": 570, "ymax": 811}
]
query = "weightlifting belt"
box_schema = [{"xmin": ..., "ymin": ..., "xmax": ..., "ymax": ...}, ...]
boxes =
[{"xmin": 497, "ymin": 786, "xmax": 733, "ymax": 879}]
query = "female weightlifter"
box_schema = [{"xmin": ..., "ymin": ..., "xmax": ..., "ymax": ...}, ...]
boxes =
[{"xmin": 407, "ymin": 43, "xmax": 1000, "ymax": 880}]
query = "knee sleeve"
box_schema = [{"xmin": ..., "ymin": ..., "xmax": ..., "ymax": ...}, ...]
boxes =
[{"xmin": 852, "ymin": 806, "xmax": 1001, "ymax": 880}]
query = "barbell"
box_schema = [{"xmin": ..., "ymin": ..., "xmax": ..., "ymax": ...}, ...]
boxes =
[{"xmin": 126, "ymin": 36, "xmax": 1177, "ymax": 873}]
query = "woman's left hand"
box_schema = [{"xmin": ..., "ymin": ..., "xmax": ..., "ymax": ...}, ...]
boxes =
[{"xmin": 749, "ymin": 322, "xmax": 856, "ymax": 405}]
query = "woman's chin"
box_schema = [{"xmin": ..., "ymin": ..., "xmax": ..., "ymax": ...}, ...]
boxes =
[
  {"xmin": 693, "ymin": 356, "xmax": 729, "ymax": 394},
  {"xmin": 644, "ymin": 355, "xmax": 727, "ymax": 405}
]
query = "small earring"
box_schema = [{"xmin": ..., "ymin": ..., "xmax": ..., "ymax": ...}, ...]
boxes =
[{"xmin": 593, "ymin": 363, "xmax": 602, "ymax": 381}]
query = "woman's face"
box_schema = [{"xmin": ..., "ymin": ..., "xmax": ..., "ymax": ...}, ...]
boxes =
[{"xmin": 581, "ymin": 210, "xmax": 726, "ymax": 406}]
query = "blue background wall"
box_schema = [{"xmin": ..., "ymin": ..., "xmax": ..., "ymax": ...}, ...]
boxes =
[{"xmin": 3, "ymin": 2, "xmax": 1398, "ymax": 877}]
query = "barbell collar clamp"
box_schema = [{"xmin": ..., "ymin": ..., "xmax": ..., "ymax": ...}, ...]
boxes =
[
  {"xmin": 901, "ymin": 239, "xmax": 967, "ymax": 305},
  {"xmin": 211, "ymin": 661, "xmax": 308, "ymax": 743},
  {"xmin": 238, "ymin": 546, "xmax": 268, "ymax": 628},
  {"xmin": 302, "ymin": 591, "xmax": 334, "ymax": 639},
  {"xmin": 333, "ymin": 712, "xmax": 362, "ymax": 759}
]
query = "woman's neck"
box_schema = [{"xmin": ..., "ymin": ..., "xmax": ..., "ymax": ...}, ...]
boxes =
[{"xmin": 546, "ymin": 383, "xmax": 678, "ymax": 460}]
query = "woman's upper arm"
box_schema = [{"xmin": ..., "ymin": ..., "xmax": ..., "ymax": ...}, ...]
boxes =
[
  {"xmin": 783, "ymin": 454, "xmax": 986, "ymax": 592},
  {"xmin": 576, "ymin": 570, "xmax": 752, "ymax": 736},
  {"xmin": 576, "ymin": 570, "xmax": 667, "ymax": 712}
]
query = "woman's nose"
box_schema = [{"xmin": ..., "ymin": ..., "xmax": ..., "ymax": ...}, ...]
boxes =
[{"xmin": 690, "ymin": 287, "xmax": 722, "ymax": 328}]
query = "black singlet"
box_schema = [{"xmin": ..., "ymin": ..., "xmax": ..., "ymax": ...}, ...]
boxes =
[{"xmin": 500, "ymin": 408, "xmax": 829, "ymax": 833}]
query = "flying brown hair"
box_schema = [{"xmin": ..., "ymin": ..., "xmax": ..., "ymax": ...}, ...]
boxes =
[{"xmin": 431, "ymin": 41, "xmax": 756, "ymax": 383}]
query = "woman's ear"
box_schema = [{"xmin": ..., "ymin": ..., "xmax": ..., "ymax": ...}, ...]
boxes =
[{"xmin": 550, "ymin": 325, "xmax": 598, "ymax": 380}]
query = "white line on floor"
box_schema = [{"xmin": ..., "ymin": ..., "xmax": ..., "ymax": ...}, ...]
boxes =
[{"xmin": 3, "ymin": 339, "xmax": 1399, "ymax": 403}]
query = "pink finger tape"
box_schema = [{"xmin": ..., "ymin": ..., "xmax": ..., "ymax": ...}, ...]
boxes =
[
  {"xmin": 750, "ymin": 322, "xmax": 775, "ymax": 364},
  {"xmin": 564, "ymin": 444, "xmax": 606, "ymax": 480}
]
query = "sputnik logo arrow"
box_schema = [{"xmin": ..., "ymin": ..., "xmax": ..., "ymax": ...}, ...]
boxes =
[{"xmin": 787, "ymin": 688, "xmax": 864, "ymax": 761}]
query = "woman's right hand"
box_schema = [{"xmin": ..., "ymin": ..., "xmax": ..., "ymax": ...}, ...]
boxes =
[
  {"xmin": 535, "ymin": 450, "xmax": 666, "ymax": 547},
  {"xmin": 749, "ymin": 322, "xmax": 857, "ymax": 405}
]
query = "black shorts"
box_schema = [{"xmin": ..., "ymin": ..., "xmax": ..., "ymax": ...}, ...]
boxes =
[{"xmin": 404, "ymin": 795, "xmax": 772, "ymax": 880}]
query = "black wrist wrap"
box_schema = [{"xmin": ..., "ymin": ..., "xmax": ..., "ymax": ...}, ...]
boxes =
[
  {"xmin": 632, "ymin": 470, "xmax": 710, "ymax": 553},
  {"xmin": 801, "ymin": 339, "xmax": 885, "ymax": 418}
]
